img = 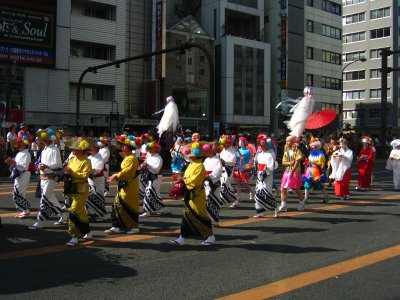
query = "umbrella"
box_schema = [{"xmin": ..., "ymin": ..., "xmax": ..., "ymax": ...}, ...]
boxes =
[{"xmin": 305, "ymin": 109, "xmax": 338, "ymax": 130}]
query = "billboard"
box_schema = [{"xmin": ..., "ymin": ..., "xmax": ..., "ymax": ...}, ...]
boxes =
[
  {"xmin": 0, "ymin": 0, "xmax": 56, "ymax": 67},
  {"xmin": 155, "ymin": 0, "xmax": 165, "ymax": 79}
]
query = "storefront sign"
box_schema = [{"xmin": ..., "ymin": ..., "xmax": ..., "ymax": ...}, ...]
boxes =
[{"xmin": 0, "ymin": 0, "xmax": 56, "ymax": 67}]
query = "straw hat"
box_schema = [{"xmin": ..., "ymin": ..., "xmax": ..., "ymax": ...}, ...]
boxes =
[
  {"xmin": 181, "ymin": 141, "xmax": 212, "ymax": 158},
  {"xmin": 115, "ymin": 134, "xmax": 142, "ymax": 149},
  {"xmin": 65, "ymin": 137, "xmax": 94, "ymax": 151}
]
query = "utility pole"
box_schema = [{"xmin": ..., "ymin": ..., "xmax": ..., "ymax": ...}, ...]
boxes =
[{"xmin": 380, "ymin": 49, "xmax": 398, "ymax": 149}]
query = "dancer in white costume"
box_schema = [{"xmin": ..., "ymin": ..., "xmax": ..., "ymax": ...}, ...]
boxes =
[
  {"xmin": 286, "ymin": 86, "xmax": 315, "ymax": 138},
  {"xmin": 156, "ymin": 96, "xmax": 179, "ymax": 137},
  {"xmin": 386, "ymin": 139, "xmax": 400, "ymax": 190}
]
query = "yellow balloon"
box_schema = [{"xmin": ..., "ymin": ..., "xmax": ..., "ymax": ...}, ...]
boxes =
[
  {"xmin": 40, "ymin": 132, "xmax": 47, "ymax": 139},
  {"xmin": 192, "ymin": 142, "xmax": 200, "ymax": 149}
]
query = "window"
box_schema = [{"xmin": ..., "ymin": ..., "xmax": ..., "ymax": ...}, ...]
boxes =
[
  {"xmin": 322, "ymin": 24, "xmax": 341, "ymax": 39},
  {"xmin": 370, "ymin": 48, "xmax": 389, "ymax": 59},
  {"xmin": 343, "ymin": 51, "xmax": 366, "ymax": 62},
  {"xmin": 306, "ymin": 20, "xmax": 314, "ymax": 33},
  {"xmin": 322, "ymin": 50, "xmax": 341, "ymax": 65},
  {"xmin": 322, "ymin": 1, "xmax": 341, "ymax": 16},
  {"xmin": 321, "ymin": 76, "xmax": 341, "ymax": 90},
  {"xmin": 307, "ymin": 0, "xmax": 313, "ymax": 6},
  {"xmin": 343, "ymin": 90, "xmax": 365, "ymax": 101},
  {"xmin": 84, "ymin": 3, "xmax": 116, "ymax": 20},
  {"xmin": 200, "ymin": 56, "xmax": 205, "ymax": 63},
  {"xmin": 370, "ymin": 69, "xmax": 390, "ymax": 79},
  {"xmin": 188, "ymin": 57, "xmax": 193, "ymax": 65},
  {"xmin": 370, "ymin": 7, "xmax": 390, "ymax": 20},
  {"xmin": 343, "ymin": 0, "xmax": 365, "ymax": 6},
  {"xmin": 370, "ymin": 88, "xmax": 390, "ymax": 98},
  {"xmin": 344, "ymin": 71, "xmax": 365, "ymax": 81},
  {"xmin": 344, "ymin": 31, "xmax": 366, "ymax": 43},
  {"xmin": 83, "ymin": 85, "xmax": 115, "ymax": 101},
  {"xmin": 344, "ymin": 12, "xmax": 365, "ymax": 24},
  {"xmin": 307, "ymin": 74, "xmax": 313, "ymax": 86},
  {"xmin": 307, "ymin": 47, "xmax": 314, "ymax": 59},
  {"xmin": 370, "ymin": 27, "xmax": 390, "ymax": 39},
  {"xmin": 200, "ymin": 68, "xmax": 205, "ymax": 76},
  {"xmin": 70, "ymin": 41, "xmax": 116, "ymax": 60}
]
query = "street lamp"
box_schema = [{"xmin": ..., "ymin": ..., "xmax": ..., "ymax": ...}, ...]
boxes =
[{"xmin": 341, "ymin": 57, "xmax": 367, "ymax": 131}]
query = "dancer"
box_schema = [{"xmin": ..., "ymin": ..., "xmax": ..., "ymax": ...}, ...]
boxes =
[
  {"xmin": 330, "ymin": 138, "xmax": 353, "ymax": 200},
  {"xmin": 385, "ymin": 139, "xmax": 400, "ymax": 190},
  {"xmin": 278, "ymin": 136, "xmax": 305, "ymax": 213},
  {"xmin": 302, "ymin": 137, "xmax": 329, "ymax": 203},
  {"xmin": 356, "ymin": 137, "xmax": 374, "ymax": 191},
  {"xmin": 139, "ymin": 133, "xmax": 151, "ymax": 202},
  {"xmin": 64, "ymin": 137, "xmax": 93, "ymax": 246},
  {"xmin": 231, "ymin": 136, "xmax": 254, "ymax": 208},
  {"xmin": 105, "ymin": 135, "xmax": 141, "ymax": 234},
  {"xmin": 170, "ymin": 136, "xmax": 183, "ymax": 175},
  {"xmin": 29, "ymin": 128, "xmax": 67, "ymax": 229},
  {"xmin": 204, "ymin": 142, "xmax": 223, "ymax": 226},
  {"xmin": 156, "ymin": 95, "xmax": 179, "ymax": 137},
  {"xmin": 99, "ymin": 137, "xmax": 111, "ymax": 197},
  {"xmin": 169, "ymin": 141, "xmax": 216, "ymax": 246},
  {"xmin": 219, "ymin": 135, "xmax": 237, "ymax": 205},
  {"xmin": 5, "ymin": 136, "xmax": 32, "ymax": 218},
  {"xmin": 325, "ymin": 135, "xmax": 340, "ymax": 187},
  {"xmin": 87, "ymin": 140, "xmax": 107, "ymax": 220},
  {"xmin": 139, "ymin": 141, "xmax": 167, "ymax": 217},
  {"xmin": 286, "ymin": 86, "xmax": 315, "ymax": 138},
  {"xmin": 253, "ymin": 134, "xmax": 279, "ymax": 218}
]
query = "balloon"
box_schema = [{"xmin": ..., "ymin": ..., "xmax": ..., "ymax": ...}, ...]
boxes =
[
  {"xmin": 50, "ymin": 135, "xmax": 56, "ymax": 141},
  {"xmin": 193, "ymin": 148, "xmax": 201, "ymax": 156},
  {"xmin": 183, "ymin": 147, "xmax": 191, "ymax": 155},
  {"xmin": 48, "ymin": 129, "xmax": 54, "ymax": 135},
  {"xmin": 202, "ymin": 143, "xmax": 211, "ymax": 152},
  {"xmin": 192, "ymin": 142, "xmax": 200, "ymax": 149},
  {"xmin": 40, "ymin": 132, "xmax": 47, "ymax": 140},
  {"xmin": 259, "ymin": 139, "xmax": 266, "ymax": 146}
]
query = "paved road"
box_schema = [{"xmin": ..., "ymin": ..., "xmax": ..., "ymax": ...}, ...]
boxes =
[{"xmin": 0, "ymin": 160, "xmax": 399, "ymax": 299}]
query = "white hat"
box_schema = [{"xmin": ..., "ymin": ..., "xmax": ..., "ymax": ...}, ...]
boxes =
[
  {"xmin": 390, "ymin": 139, "xmax": 400, "ymax": 148},
  {"xmin": 361, "ymin": 138, "xmax": 369, "ymax": 144}
]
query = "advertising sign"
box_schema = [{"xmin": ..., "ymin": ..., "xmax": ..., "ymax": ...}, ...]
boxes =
[
  {"xmin": 0, "ymin": 0, "xmax": 56, "ymax": 67},
  {"xmin": 155, "ymin": 1, "xmax": 165, "ymax": 79}
]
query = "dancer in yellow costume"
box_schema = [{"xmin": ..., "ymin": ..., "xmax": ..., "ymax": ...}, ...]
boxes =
[
  {"xmin": 105, "ymin": 134, "xmax": 141, "ymax": 234},
  {"xmin": 170, "ymin": 141, "xmax": 215, "ymax": 246},
  {"xmin": 64, "ymin": 137, "xmax": 93, "ymax": 247}
]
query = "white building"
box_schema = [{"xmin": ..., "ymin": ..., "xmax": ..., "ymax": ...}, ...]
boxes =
[
  {"xmin": 342, "ymin": 0, "xmax": 398, "ymax": 137},
  {"xmin": 202, "ymin": 0, "xmax": 272, "ymax": 134}
]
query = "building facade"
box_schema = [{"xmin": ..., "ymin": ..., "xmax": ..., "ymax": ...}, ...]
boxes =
[
  {"xmin": 342, "ymin": 0, "xmax": 399, "ymax": 137},
  {"xmin": 266, "ymin": 0, "xmax": 343, "ymax": 134},
  {"xmin": 0, "ymin": 0, "xmax": 147, "ymax": 135}
]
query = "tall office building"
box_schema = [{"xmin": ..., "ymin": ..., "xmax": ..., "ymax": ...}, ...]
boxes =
[
  {"xmin": 266, "ymin": 1, "xmax": 342, "ymax": 133},
  {"xmin": 342, "ymin": 0, "xmax": 398, "ymax": 137}
]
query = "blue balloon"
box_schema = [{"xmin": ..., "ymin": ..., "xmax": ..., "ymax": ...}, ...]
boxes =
[
  {"xmin": 48, "ymin": 129, "xmax": 55, "ymax": 135},
  {"xmin": 193, "ymin": 148, "xmax": 201, "ymax": 156},
  {"xmin": 22, "ymin": 135, "xmax": 28, "ymax": 140}
]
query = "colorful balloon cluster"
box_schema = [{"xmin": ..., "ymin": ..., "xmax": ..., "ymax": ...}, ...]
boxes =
[
  {"xmin": 146, "ymin": 141, "xmax": 161, "ymax": 152},
  {"xmin": 37, "ymin": 128, "xmax": 62, "ymax": 142},
  {"xmin": 117, "ymin": 135, "xmax": 142, "ymax": 149},
  {"xmin": 16, "ymin": 135, "xmax": 32, "ymax": 146},
  {"xmin": 219, "ymin": 135, "xmax": 236, "ymax": 148}
]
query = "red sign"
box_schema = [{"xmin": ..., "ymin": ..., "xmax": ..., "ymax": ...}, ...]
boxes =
[{"xmin": 8, "ymin": 109, "xmax": 23, "ymax": 122}]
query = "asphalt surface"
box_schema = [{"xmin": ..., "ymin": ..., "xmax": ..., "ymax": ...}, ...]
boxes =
[{"xmin": 0, "ymin": 160, "xmax": 399, "ymax": 299}]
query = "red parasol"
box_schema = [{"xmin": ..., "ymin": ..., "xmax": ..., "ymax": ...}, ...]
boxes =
[{"xmin": 305, "ymin": 109, "xmax": 338, "ymax": 130}]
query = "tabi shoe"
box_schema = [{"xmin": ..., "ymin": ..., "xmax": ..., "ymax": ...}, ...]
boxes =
[
  {"xmin": 297, "ymin": 201, "xmax": 306, "ymax": 211},
  {"xmin": 201, "ymin": 235, "xmax": 216, "ymax": 246},
  {"xmin": 78, "ymin": 232, "xmax": 93, "ymax": 242},
  {"xmin": 66, "ymin": 237, "xmax": 79, "ymax": 247},
  {"xmin": 139, "ymin": 212, "xmax": 150, "ymax": 218},
  {"xmin": 230, "ymin": 199, "xmax": 240, "ymax": 208},
  {"xmin": 104, "ymin": 227, "xmax": 121, "ymax": 234},
  {"xmin": 254, "ymin": 213, "xmax": 265, "ymax": 218},
  {"xmin": 16, "ymin": 211, "xmax": 30, "ymax": 219},
  {"xmin": 169, "ymin": 237, "xmax": 184, "ymax": 247},
  {"xmin": 249, "ymin": 192, "xmax": 253, "ymax": 200},
  {"xmin": 274, "ymin": 208, "xmax": 281, "ymax": 218},
  {"xmin": 54, "ymin": 217, "xmax": 68, "ymax": 226},
  {"xmin": 278, "ymin": 203, "xmax": 287, "ymax": 212},
  {"xmin": 104, "ymin": 192, "xmax": 109, "ymax": 197},
  {"xmin": 29, "ymin": 221, "xmax": 43, "ymax": 230},
  {"xmin": 126, "ymin": 228, "xmax": 140, "ymax": 234}
]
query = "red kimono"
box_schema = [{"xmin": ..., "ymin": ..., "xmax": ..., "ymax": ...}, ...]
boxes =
[{"xmin": 357, "ymin": 146, "xmax": 373, "ymax": 189}]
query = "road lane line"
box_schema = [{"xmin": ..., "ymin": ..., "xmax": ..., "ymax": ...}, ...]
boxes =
[
  {"xmin": 217, "ymin": 244, "xmax": 400, "ymax": 300},
  {"xmin": 0, "ymin": 196, "xmax": 398, "ymax": 261}
]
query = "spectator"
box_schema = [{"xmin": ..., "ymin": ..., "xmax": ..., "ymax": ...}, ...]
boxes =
[{"xmin": 6, "ymin": 124, "xmax": 17, "ymax": 157}]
